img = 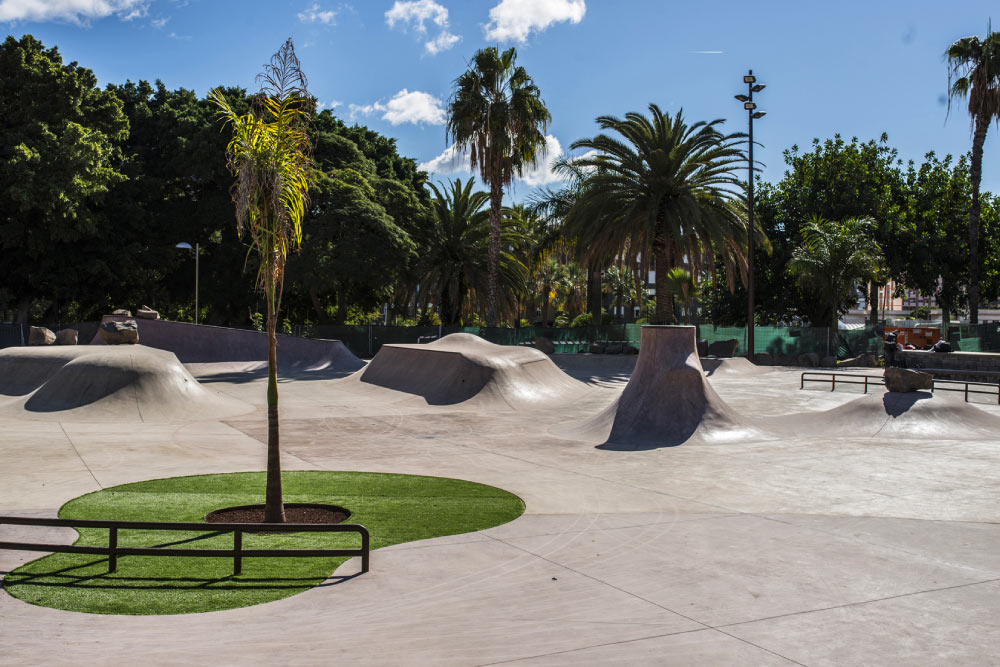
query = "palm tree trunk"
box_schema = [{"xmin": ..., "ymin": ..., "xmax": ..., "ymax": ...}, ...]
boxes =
[
  {"xmin": 486, "ymin": 180, "xmax": 503, "ymax": 328},
  {"xmin": 968, "ymin": 112, "xmax": 988, "ymax": 324},
  {"xmin": 652, "ymin": 229, "xmax": 676, "ymax": 325},
  {"xmin": 264, "ymin": 284, "xmax": 285, "ymax": 523},
  {"xmin": 588, "ymin": 266, "xmax": 602, "ymax": 322}
]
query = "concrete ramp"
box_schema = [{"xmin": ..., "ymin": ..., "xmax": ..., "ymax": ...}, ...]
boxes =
[
  {"xmin": 0, "ymin": 345, "xmax": 254, "ymax": 422},
  {"xmin": 559, "ymin": 326, "xmax": 756, "ymax": 448},
  {"xmin": 344, "ymin": 333, "xmax": 585, "ymax": 409},
  {"xmin": 90, "ymin": 316, "xmax": 363, "ymax": 372},
  {"xmin": 701, "ymin": 357, "xmax": 772, "ymax": 377}
]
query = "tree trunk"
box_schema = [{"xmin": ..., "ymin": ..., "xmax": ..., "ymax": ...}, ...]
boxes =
[
  {"xmin": 336, "ymin": 287, "xmax": 347, "ymax": 325},
  {"xmin": 485, "ymin": 180, "xmax": 503, "ymax": 328},
  {"xmin": 968, "ymin": 112, "xmax": 988, "ymax": 324},
  {"xmin": 264, "ymin": 286, "xmax": 285, "ymax": 523},
  {"xmin": 869, "ymin": 282, "xmax": 879, "ymax": 325},
  {"xmin": 309, "ymin": 286, "xmax": 324, "ymax": 322},
  {"xmin": 541, "ymin": 283, "xmax": 551, "ymax": 327},
  {"xmin": 588, "ymin": 267, "xmax": 602, "ymax": 323},
  {"xmin": 941, "ymin": 304, "xmax": 951, "ymax": 340},
  {"xmin": 616, "ymin": 284, "xmax": 623, "ymax": 324},
  {"xmin": 15, "ymin": 298, "xmax": 30, "ymax": 325},
  {"xmin": 652, "ymin": 228, "xmax": 676, "ymax": 325}
]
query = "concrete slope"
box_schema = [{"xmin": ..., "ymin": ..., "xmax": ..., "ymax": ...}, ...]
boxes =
[
  {"xmin": 559, "ymin": 326, "xmax": 757, "ymax": 448},
  {"xmin": 90, "ymin": 316, "xmax": 363, "ymax": 372},
  {"xmin": 0, "ymin": 345, "xmax": 254, "ymax": 422},
  {"xmin": 701, "ymin": 357, "xmax": 773, "ymax": 377},
  {"xmin": 766, "ymin": 391, "xmax": 1000, "ymax": 439},
  {"xmin": 342, "ymin": 333, "xmax": 586, "ymax": 409}
]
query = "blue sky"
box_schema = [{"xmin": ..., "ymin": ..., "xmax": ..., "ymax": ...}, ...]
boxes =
[{"xmin": 3, "ymin": 0, "xmax": 998, "ymax": 198}]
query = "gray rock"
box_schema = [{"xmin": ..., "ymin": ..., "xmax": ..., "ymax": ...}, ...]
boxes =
[
  {"xmin": 534, "ymin": 336, "xmax": 555, "ymax": 355},
  {"xmin": 623, "ymin": 345, "xmax": 639, "ymax": 355},
  {"xmin": 605, "ymin": 343, "xmax": 625, "ymax": 355},
  {"xmin": 589, "ymin": 343, "xmax": 606, "ymax": 354},
  {"xmin": 839, "ymin": 354, "xmax": 879, "ymax": 368},
  {"xmin": 707, "ymin": 338, "xmax": 739, "ymax": 358},
  {"xmin": 136, "ymin": 305, "xmax": 159, "ymax": 320},
  {"xmin": 820, "ymin": 355, "xmax": 837, "ymax": 368},
  {"xmin": 98, "ymin": 320, "xmax": 139, "ymax": 345},
  {"xmin": 884, "ymin": 367, "xmax": 933, "ymax": 393},
  {"xmin": 54, "ymin": 329, "xmax": 78, "ymax": 345},
  {"xmin": 28, "ymin": 326, "xmax": 56, "ymax": 346},
  {"xmin": 696, "ymin": 338, "xmax": 709, "ymax": 357},
  {"xmin": 112, "ymin": 309, "xmax": 132, "ymax": 317},
  {"xmin": 752, "ymin": 353, "xmax": 773, "ymax": 366},
  {"xmin": 775, "ymin": 353, "xmax": 797, "ymax": 367},
  {"xmin": 798, "ymin": 352, "xmax": 820, "ymax": 367}
]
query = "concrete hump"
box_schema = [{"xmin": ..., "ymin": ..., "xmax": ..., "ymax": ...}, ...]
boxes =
[
  {"xmin": 345, "ymin": 333, "xmax": 585, "ymax": 408},
  {"xmin": 701, "ymin": 357, "xmax": 772, "ymax": 377},
  {"xmin": 90, "ymin": 316, "xmax": 363, "ymax": 372},
  {"xmin": 558, "ymin": 326, "xmax": 756, "ymax": 448},
  {"xmin": 0, "ymin": 345, "xmax": 254, "ymax": 422}
]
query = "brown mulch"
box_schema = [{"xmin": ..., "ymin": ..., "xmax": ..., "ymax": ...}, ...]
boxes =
[{"xmin": 205, "ymin": 504, "xmax": 350, "ymax": 525}]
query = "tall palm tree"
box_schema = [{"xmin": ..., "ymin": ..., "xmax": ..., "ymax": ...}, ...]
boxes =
[
  {"xmin": 557, "ymin": 105, "xmax": 749, "ymax": 324},
  {"xmin": 422, "ymin": 178, "xmax": 528, "ymax": 324},
  {"xmin": 946, "ymin": 27, "xmax": 1000, "ymax": 324},
  {"xmin": 209, "ymin": 39, "xmax": 313, "ymax": 523},
  {"xmin": 447, "ymin": 46, "xmax": 551, "ymax": 327},
  {"xmin": 790, "ymin": 216, "xmax": 880, "ymax": 331}
]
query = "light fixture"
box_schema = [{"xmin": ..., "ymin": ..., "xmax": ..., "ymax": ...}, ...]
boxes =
[
  {"xmin": 752, "ymin": 84, "xmax": 766, "ymax": 93},
  {"xmin": 743, "ymin": 101, "xmax": 756, "ymax": 110},
  {"xmin": 752, "ymin": 111, "xmax": 766, "ymax": 119},
  {"xmin": 734, "ymin": 94, "xmax": 749, "ymax": 102}
]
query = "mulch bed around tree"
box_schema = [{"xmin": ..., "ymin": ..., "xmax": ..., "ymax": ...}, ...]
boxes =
[{"xmin": 205, "ymin": 503, "xmax": 350, "ymax": 525}]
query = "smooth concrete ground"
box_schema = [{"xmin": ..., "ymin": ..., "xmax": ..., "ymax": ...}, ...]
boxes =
[{"xmin": 2, "ymin": 356, "xmax": 999, "ymax": 665}]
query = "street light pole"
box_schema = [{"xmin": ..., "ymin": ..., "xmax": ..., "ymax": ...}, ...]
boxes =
[
  {"xmin": 735, "ymin": 71, "xmax": 765, "ymax": 359},
  {"xmin": 176, "ymin": 242, "xmax": 200, "ymax": 324}
]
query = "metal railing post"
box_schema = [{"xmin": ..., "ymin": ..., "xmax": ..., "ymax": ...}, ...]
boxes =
[
  {"xmin": 361, "ymin": 527, "xmax": 370, "ymax": 573},
  {"xmin": 233, "ymin": 530, "xmax": 243, "ymax": 576},
  {"xmin": 108, "ymin": 527, "xmax": 118, "ymax": 573}
]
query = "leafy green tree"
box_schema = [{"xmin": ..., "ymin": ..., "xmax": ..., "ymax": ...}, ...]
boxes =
[
  {"xmin": 0, "ymin": 34, "xmax": 129, "ymax": 322},
  {"xmin": 447, "ymin": 46, "xmax": 551, "ymax": 327},
  {"xmin": 664, "ymin": 267, "xmax": 697, "ymax": 324},
  {"xmin": 789, "ymin": 216, "xmax": 880, "ymax": 330},
  {"xmin": 559, "ymin": 105, "xmax": 748, "ymax": 324},
  {"xmin": 945, "ymin": 27, "xmax": 1000, "ymax": 323},
  {"xmin": 209, "ymin": 40, "xmax": 314, "ymax": 523}
]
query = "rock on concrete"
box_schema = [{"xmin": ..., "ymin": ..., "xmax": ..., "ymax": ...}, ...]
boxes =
[
  {"xmin": 707, "ymin": 338, "xmax": 739, "ymax": 358},
  {"xmin": 136, "ymin": 305, "xmax": 160, "ymax": 320},
  {"xmin": 697, "ymin": 338, "xmax": 709, "ymax": 357},
  {"xmin": 884, "ymin": 367, "xmax": 934, "ymax": 393},
  {"xmin": 839, "ymin": 353, "xmax": 879, "ymax": 368},
  {"xmin": 589, "ymin": 343, "xmax": 606, "ymax": 354},
  {"xmin": 798, "ymin": 352, "xmax": 820, "ymax": 367},
  {"xmin": 98, "ymin": 319, "xmax": 139, "ymax": 345},
  {"xmin": 820, "ymin": 355, "xmax": 837, "ymax": 367},
  {"xmin": 752, "ymin": 352, "xmax": 773, "ymax": 366},
  {"xmin": 111, "ymin": 308, "xmax": 132, "ymax": 317},
  {"xmin": 54, "ymin": 329, "xmax": 77, "ymax": 345},
  {"xmin": 27, "ymin": 326, "xmax": 55, "ymax": 346},
  {"xmin": 534, "ymin": 336, "xmax": 555, "ymax": 355}
]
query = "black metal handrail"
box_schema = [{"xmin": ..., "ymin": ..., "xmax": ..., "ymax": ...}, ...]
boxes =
[
  {"xmin": 0, "ymin": 516, "xmax": 370, "ymax": 576},
  {"xmin": 800, "ymin": 371, "xmax": 1000, "ymax": 404},
  {"xmin": 929, "ymin": 379, "xmax": 1000, "ymax": 404}
]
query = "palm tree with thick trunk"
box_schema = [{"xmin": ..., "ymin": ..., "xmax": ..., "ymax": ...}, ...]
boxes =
[
  {"xmin": 209, "ymin": 39, "xmax": 313, "ymax": 523},
  {"xmin": 946, "ymin": 27, "xmax": 1000, "ymax": 324},
  {"xmin": 557, "ymin": 105, "xmax": 749, "ymax": 324},
  {"xmin": 447, "ymin": 46, "xmax": 551, "ymax": 327}
]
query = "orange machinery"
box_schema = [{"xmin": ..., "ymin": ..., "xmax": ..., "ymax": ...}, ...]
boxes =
[{"xmin": 884, "ymin": 326, "xmax": 941, "ymax": 348}]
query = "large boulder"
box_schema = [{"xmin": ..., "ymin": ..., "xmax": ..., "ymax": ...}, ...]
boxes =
[
  {"xmin": 707, "ymin": 338, "xmax": 739, "ymax": 358},
  {"xmin": 54, "ymin": 329, "xmax": 78, "ymax": 345},
  {"xmin": 696, "ymin": 338, "xmax": 709, "ymax": 357},
  {"xmin": 605, "ymin": 342, "xmax": 625, "ymax": 355},
  {"xmin": 839, "ymin": 354, "xmax": 879, "ymax": 368},
  {"xmin": 136, "ymin": 305, "xmax": 160, "ymax": 320},
  {"xmin": 111, "ymin": 309, "xmax": 132, "ymax": 317},
  {"xmin": 28, "ymin": 326, "xmax": 56, "ymax": 346},
  {"xmin": 623, "ymin": 344, "xmax": 639, "ymax": 355},
  {"xmin": 589, "ymin": 343, "xmax": 606, "ymax": 354},
  {"xmin": 820, "ymin": 355, "xmax": 837, "ymax": 368},
  {"xmin": 798, "ymin": 352, "xmax": 820, "ymax": 368},
  {"xmin": 534, "ymin": 336, "xmax": 555, "ymax": 355},
  {"xmin": 884, "ymin": 367, "xmax": 933, "ymax": 393},
  {"xmin": 98, "ymin": 320, "xmax": 139, "ymax": 345},
  {"xmin": 774, "ymin": 353, "xmax": 797, "ymax": 367},
  {"xmin": 752, "ymin": 352, "xmax": 773, "ymax": 366}
]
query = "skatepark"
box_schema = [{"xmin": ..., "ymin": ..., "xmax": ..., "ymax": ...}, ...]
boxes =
[{"xmin": 2, "ymin": 324, "xmax": 999, "ymax": 665}]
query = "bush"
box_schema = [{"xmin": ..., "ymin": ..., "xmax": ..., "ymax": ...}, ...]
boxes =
[
  {"xmin": 570, "ymin": 313, "xmax": 593, "ymax": 327},
  {"xmin": 601, "ymin": 312, "xmax": 615, "ymax": 325},
  {"xmin": 554, "ymin": 314, "xmax": 570, "ymax": 328}
]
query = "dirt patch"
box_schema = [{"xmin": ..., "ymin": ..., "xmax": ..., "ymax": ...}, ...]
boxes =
[{"xmin": 205, "ymin": 503, "xmax": 350, "ymax": 525}]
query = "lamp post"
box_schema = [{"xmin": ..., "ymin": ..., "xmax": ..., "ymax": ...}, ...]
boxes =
[
  {"xmin": 176, "ymin": 242, "xmax": 199, "ymax": 324},
  {"xmin": 735, "ymin": 70, "xmax": 765, "ymax": 359}
]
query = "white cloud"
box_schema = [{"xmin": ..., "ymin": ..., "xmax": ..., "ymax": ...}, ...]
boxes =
[
  {"xmin": 151, "ymin": 16, "xmax": 169, "ymax": 28},
  {"xmin": 350, "ymin": 89, "xmax": 446, "ymax": 126},
  {"xmin": 483, "ymin": 0, "xmax": 585, "ymax": 43},
  {"xmin": 0, "ymin": 0, "xmax": 150, "ymax": 24},
  {"xmin": 385, "ymin": 0, "xmax": 460, "ymax": 55},
  {"xmin": 419, "ymin": 144, "xmax": 470, "ymax": 174},
  {"xmin": 298, "ymin": 2, "xmax": 337, "ymax": 25},
  {"xmin": 419, "ymin": 135, "xmax": 568, "ymax": 187},
  {"xmin": 317, "ymin": 100, "xmax": 342, "ymax": 111}
]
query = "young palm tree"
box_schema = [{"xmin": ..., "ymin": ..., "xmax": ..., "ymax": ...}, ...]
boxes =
[
  {"xmin": 946, "ymin": 27, "xmax": 1000, "ymax": 324},
  {"xmin": 447, "ymin": 46, "xmax": 551, "ymax": 327},
  {"xmin": 664, "ymin": 267, "xmax": 698, "ymax": 324},
  {"xmin": 209, "ymin": 39, "xmax": 313, "ymax": 523},
  {"xmin": 790, "ymin": 216, "xmax": 880, "ymax": 331},
  {"xmin": 558, "ymin": 105, "xmax": 749, "ymax": 324},
  {"xmin": 423, "ymin": 178, "xmax": 528, "ymax": 324}
]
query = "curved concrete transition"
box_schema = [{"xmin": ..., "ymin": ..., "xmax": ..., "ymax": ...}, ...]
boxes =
[
  {"xmin": 90, "ymin": 316, "xmax": 363, "ymax": 372},
  {"xmin": 701, "ymin": 357, "xmax": 772, "ymax": 377},
  {"xmin": 0, "ymin": 345, "xmax": 253, "ymax": 422},
  {"xmin": 344, "ymin": 333, "xmax": 585, "ymax": 408},
  {"xmin": 558, "ymin": 326, "xmax": 756, "ymax": 448}
]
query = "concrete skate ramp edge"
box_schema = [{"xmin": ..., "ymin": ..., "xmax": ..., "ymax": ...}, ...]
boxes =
[
  {"xmin": 557, "ymin": 326, "xmax": 758, "ymax": 449},
  {"xmin": 347, "ymin": 333, "xmax": 585, "ymax": 408},
  {"xmin": 90, "ymin": 316, "xmax": 363, "ymax": 372},
  {"xmin": 701, "ymin": 357, "xmax": 772, "ymax": 376},
  {"xmin": 0, "ymin": 345, "xmax": 254, "ymax": 422},
  {"xmin": 765, "ymin": 391, "xmax": 1000, "ymax": 439}
]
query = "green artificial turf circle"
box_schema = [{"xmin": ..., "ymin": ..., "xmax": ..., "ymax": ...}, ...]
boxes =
[{"xmin": 3, "ymin": 471, "xmax": 524, "ymax": 615}]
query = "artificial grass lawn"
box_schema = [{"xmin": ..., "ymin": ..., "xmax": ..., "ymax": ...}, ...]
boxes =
[{"xmin": 3, "ymin": 471, "xmax": 524, "ymax": 615}]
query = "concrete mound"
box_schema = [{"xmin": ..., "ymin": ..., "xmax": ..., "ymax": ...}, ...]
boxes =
[
  {"xmin": 767, "ymin": 391, "xmax": 1000, "ymax": 439},
  {"xmin": 344, "ymin": 333, "xmax": 585, "ymax": 408},
  {"xmin": 0, "ymin": 345, "xmax": 254, "ymax": 422},
  {"xmin": 90, "ymin": 316, "xmax": 363, "ymax": 372},
  {"xmin": 701, "ymin": 357, "xmax": 772, "ymax": 377},
  {"xmin": 559, "ymin": 326, "xmax": 756, "ymax": 448}
]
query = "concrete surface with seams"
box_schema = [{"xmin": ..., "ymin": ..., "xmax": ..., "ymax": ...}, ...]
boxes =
[{"xmin": 1, "ymin": 328, "xmax": 999, "ymax": 665}]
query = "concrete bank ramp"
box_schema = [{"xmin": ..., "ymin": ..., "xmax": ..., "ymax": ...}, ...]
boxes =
[
  {"xmin": 766, "ymin": 391, "xmax": 1000, "ymax": 439},
  {"xmin": 701, "ymin": 357, "xmax": 772, "ymax": 376},
  {"xmin": 557, "ymin": 326, "xmax": 757, "ymax": 448},
  {"xmin": 0, "ymin": 345, "xmax": 253, "ymax": 422},
  {"xmin": 91, "ymin": 316, "xmax": 363, "ymax": 372},
  {"xmin": 343, "ymin": 333, "xmax": 586, "ymax": 409}
]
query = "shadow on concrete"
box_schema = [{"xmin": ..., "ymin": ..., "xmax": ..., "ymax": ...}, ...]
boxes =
[
  {"xmin": 882, "ymin": 391, "xmax": 934, "ymax": 417},
  {"xmin": 195, "ymin": 369, "xmax": 357, "ymax": 385}
]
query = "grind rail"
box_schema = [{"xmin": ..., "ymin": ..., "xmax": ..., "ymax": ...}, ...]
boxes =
[
  {"xmin": 0, "ymin": 516, "xmax": 370, "ymax": 576},
  {"xmin": 800, "ymin": 371, "xmax": 1000, "ymax": 404}
]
